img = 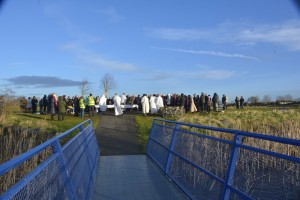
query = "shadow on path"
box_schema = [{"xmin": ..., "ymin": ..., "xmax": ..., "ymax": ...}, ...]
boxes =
[{"xmin": 94, "ymin": 112, "xmax": 143, "ymax": 156}]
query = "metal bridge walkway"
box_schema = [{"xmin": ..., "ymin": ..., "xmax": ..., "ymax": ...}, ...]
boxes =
[{"xmin": 93, "ymin": 155, "xmax": 187, "ymax": 200}]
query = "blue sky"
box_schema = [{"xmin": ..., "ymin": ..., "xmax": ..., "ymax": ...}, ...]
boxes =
[{"xmin": 0, "ymin": 0, "xmax": 299, "ymax": 101}]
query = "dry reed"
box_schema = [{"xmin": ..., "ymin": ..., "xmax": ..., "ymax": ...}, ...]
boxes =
[{"xmin": 168, "ymin": 109, "xmax": 300, "ymax": 199}]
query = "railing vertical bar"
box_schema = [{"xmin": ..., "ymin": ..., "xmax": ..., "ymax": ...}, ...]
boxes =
[
  {"xmin": 165, "ymin": 123, "xmax": 180, "ymax": 174},
  {"xmin": 51, "ymin": 139, "xmax": 78, "ymax": 200},
  {"xmin": 146, "ymin": 119, "xmax": 157, "ymax": 154},
  {"xmin": 82, "ymin": 124, "xmax": 95, "ymax": 200},
  {"xmin": 222, "ymin": 132, "xmax": 242, "ymax": 200}
]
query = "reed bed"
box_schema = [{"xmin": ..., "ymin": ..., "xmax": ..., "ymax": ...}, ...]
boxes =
[
  {"xmin": 170, "ymin": 108, "xmax": 300, "ymax": 199},
  {"xmin": 0, "ymin": 126, "xmax": 53, "ymax": 194}
]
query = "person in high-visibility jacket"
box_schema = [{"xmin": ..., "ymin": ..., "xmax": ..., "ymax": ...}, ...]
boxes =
[
  {"xmin": 79, "ymin": 96, "xmax": 85, "ymax": 118},
  {"xmin": 88, "ymin": 93, "xmax": 95, "ymax": 117}
]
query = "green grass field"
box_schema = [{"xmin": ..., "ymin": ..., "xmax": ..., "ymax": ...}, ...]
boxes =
[{"xmin": 1, "ymin": 102, "xmax": 99, "ymax": 134}]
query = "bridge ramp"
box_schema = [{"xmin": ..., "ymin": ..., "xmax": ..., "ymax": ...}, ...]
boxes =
[{"xmin": 93, "ymin": 155, "xmax": 187, "ymax": 200}]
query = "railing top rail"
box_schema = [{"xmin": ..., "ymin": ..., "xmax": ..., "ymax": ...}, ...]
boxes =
[
  {"xmin": 0, "ymin": 119, "xmax": 92, "ymax": 177},
  {"xmin": 56, "ymin": 119, "xmax": 91, "ymax": 140},
  {"xmin": 0, "ymin": 137, "xmax": 57, "ymax": 176},
  {"xmin": 153, "ymin": 118, "xmax": 300, "ymax": 146}
]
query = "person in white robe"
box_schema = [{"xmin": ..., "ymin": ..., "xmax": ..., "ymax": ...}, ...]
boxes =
[
  {"xmin": 156, "ymin": 94, "xmax": 164, "ymax": 111},
  {"xmin": 121, "ymin": 93, "xmax": 127, "ymax": 105},
  {"xmin": 113, "ymin": 93, "xmax": 123, "ymax": 116},
  {"xmin": 149, "ymin": 95, "xmax": 157, "ymax": 114},
  {"xmin": 141, "ymin": 94, "xmax": 149, "ymax": 116},
  {"xmin": 99, "ymin": 94, "xmax": 107, "ymax": 112}
]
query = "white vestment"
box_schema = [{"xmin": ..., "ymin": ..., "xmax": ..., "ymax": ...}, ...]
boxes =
[
  {"xmin": 121, "ymin": 94, "xmax": 127, "ymax": 104},
  {"xmin": 99, "ymin": 94, "xmax": 107, "ymax": 111},
  {"xmin": 99, "ymin": 94, "xmax": 107, "ymax": 105},
  {"xmin": 141, "ymin": 96, "xmax": 149, "ymax": 114},
  {"xmin": 156, "ymin": 95, "xmax": 164, "ymax": 110},
  {"xmin": 114, "ymin": 95, "xmax": 123, "ymax": 116},
  {"xmin": 149, "ymin": 96, "xmax": 157, "ymax": 114}
]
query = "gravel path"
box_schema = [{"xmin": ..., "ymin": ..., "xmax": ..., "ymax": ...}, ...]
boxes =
[{"xmin": 94, "ymin": 112, "xmax": 143, "ymax": 156}]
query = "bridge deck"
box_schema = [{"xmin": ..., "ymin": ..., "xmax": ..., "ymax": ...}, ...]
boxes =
[{"xmin": 93, "ymin": 155, "xmax": 187, "ymax": 200}]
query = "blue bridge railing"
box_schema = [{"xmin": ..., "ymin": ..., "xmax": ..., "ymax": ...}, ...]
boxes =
[
  {"xmin": 147, "ymin": 118, "xmax": 300, "ymax": 200},
  {"xmin": 0, "ymin": 119, "xmax": 99, "ymax": 200}
]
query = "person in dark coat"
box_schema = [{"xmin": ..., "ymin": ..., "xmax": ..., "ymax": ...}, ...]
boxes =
[
  {"xmin": 39, "ymin": 98, "xmax": 43, "ymax": 114},
  {"xmin": 58, "ymin": 96, "xmax": 66, "ymax": 121},
  {"xmin": 240, "ymin": 96, "xmax": 245, "ymax": 109},
  {"xmin": 200, "ymin": 92, "xmax": 205, "ymax": 112},
  {"xmin": 222, "ymin": 94, "xmax": 228, "ymax": 110},
  {"xmin": 185, "ymin": 95, "xmax": 191, "ymax": 112},
  {"xmin": 205, "ymin": 94, "xmax": 211, "ymax": 112},
  {"xmin": 74, "ymin": 96, "xmax": 80, "ymax": 117},
  {"xmin": 212, "ymin": 93, "xmax": 219, "ymax": 111},
  {"xmin": 179, "ymin": 93, "xmax": 186, "ymax": 113},
  {"xmin": 49, "ymin": 94, "xmax": 57, "ymax": 120},
  {"xmin": 42, "ymin": 95, "xmax": 48, "ymax": 114},
  {"xmin": 31, "ymin": 96, "xmax": 38, "ymax": 114}
]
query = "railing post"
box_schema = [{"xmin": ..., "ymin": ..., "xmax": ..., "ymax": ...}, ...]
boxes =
[
  {"xmin": 165, "ymin": 123, "xmax": 180, "ymax": 174},
  {"xmin": 51, "ymin": 139, "xmax": 78, "ymax": 200},
  {"xmin": 146, "ymin": 119, "xmax": 157, "ymax": 154},
  {"xmin": 222, "ymin": 132, "xmax": 242, "ymax": 200}
]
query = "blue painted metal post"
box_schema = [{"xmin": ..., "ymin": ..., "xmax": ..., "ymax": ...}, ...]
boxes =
[
  {"xmin": 51, "ymin": 139, "xmax": 78, "ymax": 200},
  {"xmin": 165, "ymin": 123, "xmax": 180, "ymax": 174},
  {"xmin": 146, "ymin": 119, "xmax": 157, "ymax": 153},
  {"xmin": 222, "ymin": 132, "xmax": 242, "ymax": 200},
  {"xmin": 81, "ymin": 123, "xmax": 94, "ymax": 200}
]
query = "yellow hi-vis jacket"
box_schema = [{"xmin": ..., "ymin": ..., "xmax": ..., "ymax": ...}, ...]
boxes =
[
  {"xmin": 88, "ymin": 96, "xmax": 95, "ymax": 106},
  {"xmin": 79, "ymin": 99, "xmax": 85, "ymax": 109}
]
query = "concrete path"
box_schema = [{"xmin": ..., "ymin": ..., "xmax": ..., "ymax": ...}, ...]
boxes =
[{"xmin": 94, "ymin": 112, "xmax": 143, "ymax": 156}]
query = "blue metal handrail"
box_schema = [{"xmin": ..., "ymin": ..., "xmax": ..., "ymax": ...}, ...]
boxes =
[
  {"xmin": 0, "ymin": 119, "xmax": 100, "ymax": 200},
  {"xmin": 147, "ymin": 118, "xmax": 300, "ymax": 200}
]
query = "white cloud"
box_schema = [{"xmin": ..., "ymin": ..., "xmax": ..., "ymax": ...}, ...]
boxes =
[
  {"xmin": 79, "ymin": 54, "xmax": 137, "ymax": 71},
  {"xmin": 147, "ymin": 20, "xmax": 300, "ymax": 51},
  {"xmin": 61, "ymin": 41, "xmax": 138, "ymax": 71},
  {"xmin": 238, "ymin": 20, "xmax": 300, "ymax": 51},
  {"xmin": 146, "ymin": 28, "xmax": 209, "ymax": 40},
  {"xmin": 152, "ymin": 47, "xmax": 258, "ymax": 61},
  {"xmin": 183, "ymin": 70, "xmax": 235, "ymax": 80},
  {"xmin": 97, "ymin": 6, "xmax": 124, "ymax": 23},
  {"xmin": 140, "ymin": 69, "xmax": 235, "ymax": 82}
]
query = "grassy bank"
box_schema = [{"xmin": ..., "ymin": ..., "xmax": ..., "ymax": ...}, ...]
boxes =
[
  {"xmin": 0, "ymin": 103, "xmax": 100, "ymax": 194},
  {"xmin": 0, "ymin": 103, "xmax": 100, "ymax": 163},
  {"xmin": 135, "ymin": 107, "xmax": 300, "ymax": 153}
]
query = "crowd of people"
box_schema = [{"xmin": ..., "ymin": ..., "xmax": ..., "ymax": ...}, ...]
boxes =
[
  {"xmin": 20, "ymin": 93, "xmax": 97, "ymax": 121},
  {"xmin": 111, "ymin": 93, "xmax": 245, "ymax": 115},
  {"xmin": 20, "ymin": 92, "xmax": 246, "ymax": 118}
]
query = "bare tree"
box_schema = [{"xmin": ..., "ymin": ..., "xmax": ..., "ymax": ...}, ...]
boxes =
[
  {"xmin": 247, "ymin": 96, "xmax": 260, "ymax": 104},
  {"xmin": 284, "ymin": 94, "xmax": 293, "ymax": 101},
  {"xmin": 0, "ymin": 88, "xmax": 15, "ymax": 101},
  {"xmin": 100, "ymin": 73, "xmax": 117, "ymax": 96},
  {"xmin": 276, "ymin": 94, "xmax": 293, "ymax": 102},
  {"xmin": 79, "ymin": 79, "xmax": 91, "ymax": 97},
  {"xmin": 262, "ymin": 95, "xmax": 272, "ymax": 103},
  {"xmin": 0, "ymin": 88, "xmax": 15, "ymax": 114}
]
